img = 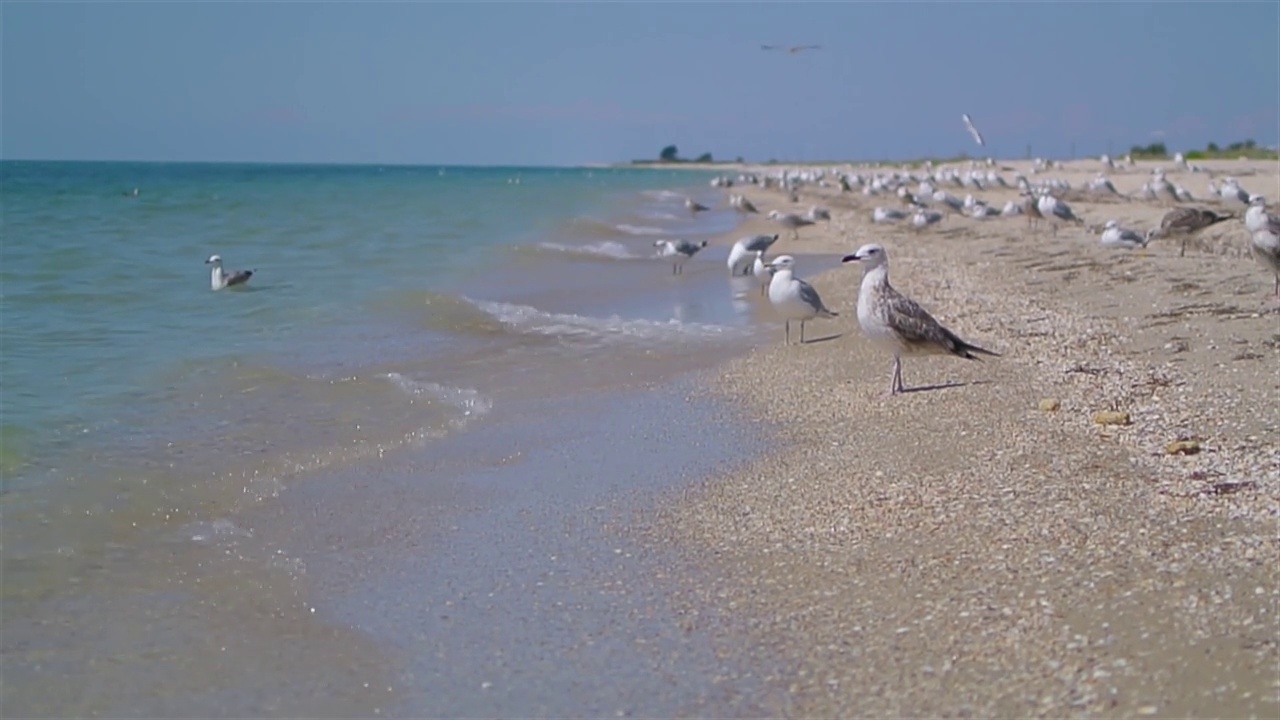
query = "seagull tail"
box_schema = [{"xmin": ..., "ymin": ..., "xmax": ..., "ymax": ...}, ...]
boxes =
[{"xmin": 948, "ymin": 331, "xmax": 1000, "ymax": 360}]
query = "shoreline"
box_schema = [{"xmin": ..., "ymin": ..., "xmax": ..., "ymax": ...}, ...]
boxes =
[{"xmin": 643, "ymin": 164, "xmax": 1279, "ymax": 716}]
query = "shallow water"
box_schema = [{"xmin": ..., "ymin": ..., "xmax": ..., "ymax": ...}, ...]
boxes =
[{"xmin": 1, "ymin": 161, "xmax": 804, "ymax": 715}]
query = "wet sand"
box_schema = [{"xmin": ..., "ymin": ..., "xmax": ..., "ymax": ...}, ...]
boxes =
[{"xmin": 646, "ymin": 159, "xmax": 1279, "ymax": 717}]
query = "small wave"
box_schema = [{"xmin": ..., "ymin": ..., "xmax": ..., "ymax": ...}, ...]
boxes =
[
  {"xmin": 534, "ymin": 241, "xmax": 644, "ymax": 260},
  {"xmin": 384, "ymin": 373, "xmax": 494, "ymax": 421},
  {"xmin": 642, "ymin": 189, "xmax": 687, "ymax": 201},
  {"xmin": 614, "ymin": 224, "xmax": 666, "ymax": 236},
  {"xmin": 465, "ymin": 298, "xmax": 748, "ymax": 345}
]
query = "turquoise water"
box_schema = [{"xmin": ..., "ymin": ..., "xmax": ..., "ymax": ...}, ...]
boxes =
[
  {"xmin": 2, "ymin": 160, "xmax": 789, "ymax": 716},
  {"xmin": 1, "ymin": 162, "xmax": 728, "ymax": 489}
]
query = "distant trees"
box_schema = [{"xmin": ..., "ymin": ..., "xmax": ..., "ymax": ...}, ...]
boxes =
[
  {"xmin": 1129, "ymin": 142, "xmax": 1168, "ymax": 157},
  {"xmin": 659, "ymin": 145, "xmax": 679, "ymax": 161},
  {"xmin": 694, "ymin": 152, "xmax": 713, "ymax": 163}
]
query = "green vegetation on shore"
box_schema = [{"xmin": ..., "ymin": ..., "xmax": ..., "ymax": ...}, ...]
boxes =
[{"xmin": 1129, "ymin": 139, "xmax": 1278, "ymax": 161}]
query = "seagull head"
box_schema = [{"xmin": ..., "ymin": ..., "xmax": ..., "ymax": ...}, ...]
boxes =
[
  {"xmin": 1104, "ymin": 220, "xmax": 1118, "ymax": 230},
  {"xmin": 1248, "ymin": 194, "xmax": 1266, "ymax": 207},
  {"xmin": 841, "ymin": 243, "xmax": 887, "ymax": 268},
  {"xmin": 766, "ymin": 255, "xmax": 796, "ymax": 272},
  {"xmin": 205, "ymin": 254, "xmax": 223, "ymax": 265}
]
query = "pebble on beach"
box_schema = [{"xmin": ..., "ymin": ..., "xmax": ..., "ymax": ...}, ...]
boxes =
[
  {"xmin": 1038, "ymin": 398, "xmax": 1061, "ymax": 412},
  {"xmin": 1165, "ymin": 439, "xmax": 1202, "ymax": 455},
  {"xmin": 1091, "ymin": 410, "xmax": 1131, "ymax": 426}
]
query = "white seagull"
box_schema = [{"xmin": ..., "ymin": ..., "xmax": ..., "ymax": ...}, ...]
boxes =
[
  {"xmin": 751, "ymin": 250, "xmax": 772, "ymax": 296},
  {"xmin": 765, "ymin": 255, "xmax": 838, "ymax": 344},
  {"xmin": 653, "ymin": 239, "xmax": 707, "ymax": 275},
  {"xmin": 767, "ymin": 210, "xmax": 816, "ymax": 240},
  {"xmin": 842, "ymin": 244, "xmax": 999, "ymax": 395},
  {"xmin": 1099, "ymin": 220, "xmax": 1149, "ymax": 250},
  {"xmin": 961, "ymin": 113, "xmax": 986, "ymax": 147},
  {"xmin": 206, "ymin": 255, "xmax": 254, "ymax": 290},
  {"xmin": 727, "ymin": 233, "xmax": 779, "ymax": 276}
]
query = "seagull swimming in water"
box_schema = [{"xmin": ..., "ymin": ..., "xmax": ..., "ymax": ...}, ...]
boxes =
[
  {"xmin": 766, "ymin": 255, "xmax": 838, "ymax": 344},
  {"xmin": 842, "ymin": 244, "xmax": 999, "ymax": 395},
  {"xmin": 206, "ymin": 255, "xmax": 254, "ymax": 290},
  {"xmin": 684, "ymin": 197, "xmax": 710, "ymax": 215},
  {"xmin": 654, "ymin": 239, "xmax": 708, "ymax": 275}
]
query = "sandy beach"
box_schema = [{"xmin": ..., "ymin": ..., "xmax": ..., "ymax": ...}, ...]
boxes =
[{"xmin": 643, "ymin": 158, "xmax": 1279, "ymax": 717}]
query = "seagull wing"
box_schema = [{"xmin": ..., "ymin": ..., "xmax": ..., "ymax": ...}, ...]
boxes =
[
  {"xmin": 797, "ymin": 280, "xmax": 837, "ymax": 318},
  {"xmin": 883, "ymin": 286, "xmax": 996, "ymax": 358},
  {"xmin": 961, "ymin": 113, "xmax": 985, "ymax": 147},
  {"xmin": 225, "ymin": 269, "xmax": 254, "ymax": 287}
]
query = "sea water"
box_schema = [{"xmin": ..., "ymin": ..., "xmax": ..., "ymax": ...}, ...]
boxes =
[{"xmin": 1, "ymin": 161, "xmax": 787, "ymax": 715}]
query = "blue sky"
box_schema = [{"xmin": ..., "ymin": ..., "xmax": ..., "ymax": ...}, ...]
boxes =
[{"xmin": 3, "ymin": 2, "xmax": 1276, "ymax": 165}]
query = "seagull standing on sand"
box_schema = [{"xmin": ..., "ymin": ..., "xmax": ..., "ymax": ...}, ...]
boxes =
[
  {"xmin": 768, "ymin": 210, "xmax": 816, "ymax": 240},
  {"xmin": 1100, "ymin": 220, "xmax": 1149, "ymax": 250},
  {"xmin": 206, "ymin": 255, "xmax": 254, "ymax": 290},
  {"xmin": 1146, "ymin": 207, "xmax": 1234, "ymax": 257},
  {"xmin": 1244, "ymin": 196, "xmax": 1280, "ymax": 299},
  {"xmin": 1036, "ymin": 194, "xmax": 1084, "ymax": 235},
  {"xmin": 727, "ymin": 233, "xmax": 780, "ymax": 276},
  {"xmin": 842, "ymin": 244, "xmax": 999, "ymax": 395},
  {"xmin": 766, "ymin": 255, "xmax": 838, "ymax": 344},
  {"xmin": 654, "ymin": 239, "xmax": 708, "ymax": 275}
]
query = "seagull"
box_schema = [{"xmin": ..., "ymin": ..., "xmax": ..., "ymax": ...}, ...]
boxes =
[
  {"xmin": 1036, "ymin": 194, "xmax": 1084, "ymax": 235},
  {"xmin": 762, "ymin": 44, "xmax": 821, "ymax": 54},
  {"xmin": 729, "ymin": 194, "xmax": 759, "ymax": 214},
  {"xmin": 751, "ymin": 250, "xmax": 772, "ymax": 296},
  {"xmin": 805, "ymin": 206, "xmax": 831, "ymax": 222},
  {"xmin": 767, "ymin": 210, "xmax": 816, "ymax": 240},
  {"xmin": 1146, "ymin": 207, "xmax": 1234, "ymax": 257},
  {"xmin": 1245, "ymin": 195, "xmax": 1280, "ymax": 235},
  {"xmin": 653, "ymin": 239, "xmax": 707, "ymax": 275},
  {"xmin": 727, "ymin": 233, "xmax": 779, "ymax": 276},
  {"xmin": 1245, "ymin": 197, "xmax": 1280, "ymax": 299},
  {"xmin": 911, "ymin": 207, "xmax": 944, "ymax": 229},
  {"xmin": 961, "ymin": 113, "xmax": 985, "ymax": 147},
  {"xmin": 1100, "ymin": 220, "xmax": 1149, "ymax": 250},
  {"xmin": 206, "ymin": 255, "xmax": 254, "ymax": 290},
  {"xmin": 685, "ymin": 197, "xmax": 710, "ymax": 215},
  {"xmin": 841, "ymin": 244, "xmax": 999, "ymax": 396},
  {"xmin": 873, "ymin": 207, "xmax": 907, "ymax": 224},
  {"xmin": 765, "ymin": 255, "xmax": 838, "ymax": 344},
  {"xmin": 1250, "ymin": 228, "xmax": 1280, "ymax": 301}
]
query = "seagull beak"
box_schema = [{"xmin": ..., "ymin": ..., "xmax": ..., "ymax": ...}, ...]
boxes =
[{"xmin": 840, "ymin": 253, "xmax": 861, "ymax": 263}]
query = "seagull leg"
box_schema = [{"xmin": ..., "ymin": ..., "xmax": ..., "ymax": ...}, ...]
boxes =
[
  {"xmin": 800, "ymin": 321, "xmax": 806, "ymax": 344},
  {"xmin": 891, "ymin": 355, "xmax": 905, "ymax": 395},
  {"xmin": 784, "ymin": 320, "xmax": 790, "ymax": 345},
  {"xmin": 1179, "ymin": 237, "xmax": 1187, "ymax": 257}
]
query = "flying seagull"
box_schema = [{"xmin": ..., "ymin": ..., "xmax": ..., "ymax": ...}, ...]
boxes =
[
  {"xmin": 206, "ymin": 254, "xmax": 254, "ymax": 290},
  {"xmin": 762, "ymin": 44, "xmax": 821, "ymax": 54},
  {"xmin": 961, "ymin": 113, "xmax": 985, "ymax": 147}
]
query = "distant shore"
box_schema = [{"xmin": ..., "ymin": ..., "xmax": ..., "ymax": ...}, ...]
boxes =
[{"xmin": 641, "ymin": 158, "xmax": 1280, "ymax": 717}]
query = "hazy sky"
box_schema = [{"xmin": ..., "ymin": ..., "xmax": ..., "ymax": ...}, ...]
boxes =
[{"xmin": 3, "ymin": 2, "xmax": 1277, "ymax": 165}]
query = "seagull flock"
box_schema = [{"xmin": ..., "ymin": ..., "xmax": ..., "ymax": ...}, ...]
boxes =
[{"xmin": 665, "ymin": 147, "xmax": 1278, "ymax": 395}]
